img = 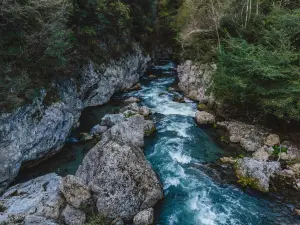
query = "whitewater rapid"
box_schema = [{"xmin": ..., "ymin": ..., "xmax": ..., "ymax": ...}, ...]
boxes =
[{"xmin": 124, "ymin": 76, "xmax": 296, "ymax": 225}]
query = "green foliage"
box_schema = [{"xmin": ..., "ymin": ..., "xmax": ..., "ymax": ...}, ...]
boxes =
[
  {"xmin": 214, "ymin": 7, "xmax": 300, "ymax": 122},
  {"xmin": 237, "ymin": 176, "xmax": 259, "ymax": 189},
  {"xmin": 0, "ymin": 0, "xmax": 156, "ymax": 112},
  {"xmin": 272, "ymin": 146, "xmax": 288, "ymax": 156}
]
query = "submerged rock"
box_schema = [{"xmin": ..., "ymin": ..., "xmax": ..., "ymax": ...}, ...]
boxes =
[
  {"xmin": 0, "ymin": 173, "xmax": 64, "ymax": 224},
  {"xmin": 133, "ymin": 208, "xmax": 154, "ymax": 225},
  {"xmin": 235, "ymin": 157, "xmax": 281, "ymax": 192},
  {"xmin": 195, "ymin": 111, "xmax": 215, "ymax": 125},
  {"xmin": 59, "ymin": 175, "xmax": 91, "ymax": 209},
  {"xmin": 76, "ymin": 116, "xmax": 163, "ymax": 220}
]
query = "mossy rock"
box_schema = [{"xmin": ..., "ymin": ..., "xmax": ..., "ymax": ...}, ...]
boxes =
[
  {"xmin": 145, "ymin": 126, "xmax": 156, "ymax": 136},
  {"xmin": 237, "ymin": 176, "xmax": 260, "ymax": 189},
  {"xmin": 197, "ymin": 103, "xmax": 207, "ymax": 111}
]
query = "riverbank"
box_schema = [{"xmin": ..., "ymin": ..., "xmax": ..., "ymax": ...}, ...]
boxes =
[
  {"xmin": 0, "ymin": 95, "xmax": 163, "ymax": 225},
  {"xmin": 177, "ymin": 60, "xmax": 300, "ymax": 211}
]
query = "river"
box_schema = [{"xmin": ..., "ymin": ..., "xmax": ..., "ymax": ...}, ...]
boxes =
[{"xmin": 15, "ymin": 61, "xmax": 299, "ymax": 224}]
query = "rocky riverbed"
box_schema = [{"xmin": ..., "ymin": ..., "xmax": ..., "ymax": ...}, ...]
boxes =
[
  {"xmin": 178, "ymin": 60, "xmax": 300, "ymax": 210},
  {"xmin": 0, "ymin": 98, "xmax": 162, "ymax": 225}
]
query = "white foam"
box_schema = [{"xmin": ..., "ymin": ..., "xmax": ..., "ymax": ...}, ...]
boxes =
[{"xmin": 170, "ymin": 151, "xmax": 191, "ymax": 164}]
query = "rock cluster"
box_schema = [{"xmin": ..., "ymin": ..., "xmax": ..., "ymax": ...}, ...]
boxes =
[
  {"xmin": 0, "ymin": 46, "xmax": 150, "ymax": 193},
  {"xmin": 0, "ymin": 103, "xmax": 162, "ymax": 224}
]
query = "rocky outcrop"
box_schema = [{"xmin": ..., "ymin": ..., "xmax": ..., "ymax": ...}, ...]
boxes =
[
  {"xmin": 133, "ymin": 208, "xmax": 154, "ymax": 225},
  {"xmin": 177, "ymin": 60, "xmax": 215, "ymax": 104},
  {"xmin": 76, "ymin": 115, "xmax": 163, "ymax": 220},
  {"xmin": 217, "ymin": 121, "xmax": 269, "ymax": 152},
  {"xmin": 0, "ymin": 173, "xmax": 64, "ymax": 224},
  {"xmin": 0, "ymin": 46, "xmax": 150, "ymax": 193},
  {"xmin": 195, "ymin": 111, "xmax": 215, "ymax": 125},
  {"xmin": 235, "ymin": 157, "xmax": 281, "ymax": 192}
]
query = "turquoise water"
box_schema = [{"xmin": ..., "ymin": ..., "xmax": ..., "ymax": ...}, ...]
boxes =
[
  {"xmin": 123, "ymin": 75, "xmax": 298, "ymax": 225},
  {"xmin": 14, "ymin": 62, "xmax": 300, "ymax": 224}
]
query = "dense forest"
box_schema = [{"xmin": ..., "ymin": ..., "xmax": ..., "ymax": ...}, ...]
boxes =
[
  {"xmin": 0, "ymin": 0, "xmax": 156, "ymax": 112},
  {"xmin": 169, "ymin": 0, "xmax": 300, "ymax": 124}
]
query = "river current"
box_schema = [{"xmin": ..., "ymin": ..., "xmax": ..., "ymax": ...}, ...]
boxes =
[{"xmin": 15, "ymin": 62, "xmax": 299, "ymax": 225}]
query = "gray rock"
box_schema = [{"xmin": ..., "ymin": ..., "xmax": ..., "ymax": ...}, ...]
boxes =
[
  {"xmin": 177, "ymin": 61, "xmax": 215, "ymax": 104},
  {"xmin": 144, "ymin": 120, "xmax": 156, "ymax": 136},
  {"xmin": 265, "ymin": 134, "xmax": 280, "ymax": 147},
  {"xmin": 121, "ymin": 103, "xmax": 140, "ymax": 113},
  {"xmin": 101, "ymin": 114, "xmax": 125, "ymax": 127},
  {"xmin": 76, "ymin": 116, "xmax": 163, "ymax": 220},
  {"xmin": 59, "ymin": 175, "xmax": 91, "ymax": 209},
  {"xmin": 133, "ymin": 208, "xmax": 154, "ymax": 225},
  {"xmin": 24, "ymin": 215, "xmax": 58, "ymax": 225},
  {"xmin": 125, "ymin": 97, "xmax": 140, "ymax": 104},
  {"xmin": 252, "ymin": 148, "xmax": 270, "ymax": 161},
  {"xmin": 236, "ymin": 157, "xmax": 281, "ymax": 192},
  {"xmin": 61, "ymin": 205, "xmax": 86, "ymax": 225},
  {"xmin": 0, "ymin": 46, "xmax": 150, "ymax": 192},
  {"xmin": 90, "ymin": 125, "xmax": 108, "ymax": 136},
  {"xmin": 0, "ymin": 173, "xmax": 64, "ymax": 224},
  {"xmin": 139, "ymin": 106, "xmax": 151, "ymax": 117},
  {"xmin": 217, "ymin": 121, "xmax": 268, "ymax": 152},
  {"xmin": 195, "ymin": 111, "xmax": 215, "ymax": 125}
]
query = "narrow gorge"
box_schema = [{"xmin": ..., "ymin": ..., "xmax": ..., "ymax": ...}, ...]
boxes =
[{"xmin": 1, "ymin": 0, "xmax": 300, "ymax": 224}]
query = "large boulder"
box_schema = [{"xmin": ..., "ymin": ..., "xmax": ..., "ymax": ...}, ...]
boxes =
[
  {"xmin": 61, "ymin": 205, "xmax": 86, "ymax": 225},
  {"xmin": 195, "ymin": 111, "xmax": 215, "ymax": 125},
  {"xmin": 59, "ymin": 175, "xmax": 91, "ymax": 209},
  {"xmin": 133, "ymin": 208, "xmax": 154, "ymax": 225},
  {"xmin": 235, "ymin": 157, "xmax": 281, "ymax": 192},
  {"xmin": 177, "ymin": 61, "xmax": 215, "ymax": 104},
  {"xmin": 76, "ymin": 116, "xmax": 163, "ymax": 220},
  {"xmin": 0, "ymin": 173, "xmax": 64, "ymax": 224}
]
